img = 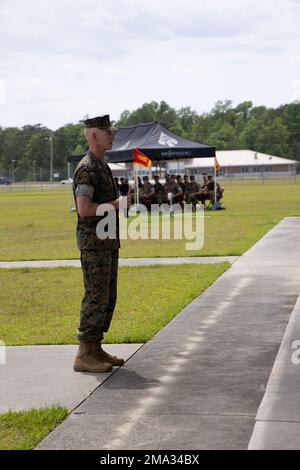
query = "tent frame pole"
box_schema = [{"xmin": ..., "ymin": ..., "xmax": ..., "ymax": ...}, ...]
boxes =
[
  {"xmin": 135, "ymin": 164, "xmax": 139, "ymax": 208},
  {"xmin": 214, "ymin": 159, "xmax": 217, "ymax": 205}
]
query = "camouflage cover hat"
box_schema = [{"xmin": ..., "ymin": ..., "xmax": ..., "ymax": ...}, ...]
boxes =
[{"xmin": 82, "ymin": 115, "xmax": 117, "ymax": 133}]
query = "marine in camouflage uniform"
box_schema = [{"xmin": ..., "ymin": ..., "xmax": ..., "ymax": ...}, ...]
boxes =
[
  {"xmin": 140, "ymin": 175, "xmax": 155, "ymax": 210},
  {"xmin": 184, "ymin": 175, "xmax": 200, "ymax": 207},
  {"xmin": 73, "ymin": 115, "xmax": 125, "ymax": 372},
  {"xmin": 73, "ymin": 151, "xmax": 119, "ymax": 342},
  {"xmin": 164, "ymin": 174, "xmax": 183, "ymax": 206},
  {"xmin": 153, "ymin": 175, "xmax": 165, "ymax": 204}
]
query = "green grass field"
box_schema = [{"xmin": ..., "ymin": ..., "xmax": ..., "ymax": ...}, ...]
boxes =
[
  {"xmin": 0, "ymin": 406, "xmax": 68, "ymax": 450},
  {"xmin": 0, "ymin": 263, "xmax": 228, "ymax": 345},
  {"xmin": 1, "ymin": 178, "xmax": 299, "ymax": 261},
  {"xmin": 0, "ymin": 178, "xmax": 296, "ymax": 449}
]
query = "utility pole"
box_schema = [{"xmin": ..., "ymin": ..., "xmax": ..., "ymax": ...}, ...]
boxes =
[
  {"xmin": 11, "ymin": 159, "xmax": 15, "ymax": 191},
  {"xmin": 45, "ymin": 134, "xmax": 54, "ymax": 182},
  {"xmin": 11, "ymin": 159, "xmax": 15, "ymax": 182},
  {"xmin": 49, "ymin": 134, "xmax": 53, "ymax": 182},
  {"xmin": 33, "ymin": 160, "xmax": 36, "ymax": 183}
]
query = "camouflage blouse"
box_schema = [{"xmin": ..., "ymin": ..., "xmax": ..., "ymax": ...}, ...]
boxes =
[{"xmin": 73, "ymin": 151, "xmax": 120, "ymax": 250}]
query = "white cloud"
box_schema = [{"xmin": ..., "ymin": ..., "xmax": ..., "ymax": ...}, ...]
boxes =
[
  {"xmin": 291, "ymin": 80, "xmax": 300, "ymax": 101},
  {"xmin": 0, "ymin": 0, "xmax": 300, "ymax": 128},
  {"xmin": 0, "ymin": 80, "xmax": 7, "ymax": 105}
]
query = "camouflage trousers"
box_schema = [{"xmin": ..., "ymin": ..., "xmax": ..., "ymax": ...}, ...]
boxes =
[{"xmin": 77, "ymin": 249, "xmax": 119, "ymax": 342}]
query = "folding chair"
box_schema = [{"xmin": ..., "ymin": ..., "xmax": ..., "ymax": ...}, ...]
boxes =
[{"xmin": 204, "ymin": 187, "xmax": 224, "ymax": 210}]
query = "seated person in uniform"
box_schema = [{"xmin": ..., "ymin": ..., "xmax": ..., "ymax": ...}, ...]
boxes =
[
  {"xmin": 175, "ymin": 175, "xmax": 184, "ymax": 209},
  {"xmin": 201, "ymin": 173, "xmax": 208, "ymax": 188},
  {"xmin": 129, "ymin": 184, "xmax": 135, "ymax": 205},
  {"xmin": 153, "ymin": 175, "xmax": 165, "ymax": 204},
  {"xmin": 182, "ymin": 175, "xmax": 190, "ymax": 201},
  {"xmin": 140, "ymin": 175, "xmax": 155, "ymax": 209},
  {"xmin": 164, "ymin": 174, "xmax": 183, "ymax": 207},
  {"xmin": 176, "ymin": 175, "xmax": 184, "ymax": 191},
  {"xmin": 184, "ymin": 175, "xmax": 201, "ymax": 208},
  {"xmin": 164, "ymin": 173, "xmax": 171, "ymax": 185},
  {"xmin": 183, "ymin": 174, "xmax": 189, "ymax": 187},
  {"xmin": 198, "ymin": 173, "xmax": 210, "ymax": 204},
  {"xmin": 206, "ymin": 174, "xmax": 222, "ymax": 201}
]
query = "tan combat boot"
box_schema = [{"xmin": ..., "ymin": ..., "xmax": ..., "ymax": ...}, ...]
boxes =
[
  {"xmin": 96, "ymin": 343, "xmax": 125, "ymax": 367},
  {"xmin": 73, "ymin": 341, "xmax": 113, "ymax": 373}
]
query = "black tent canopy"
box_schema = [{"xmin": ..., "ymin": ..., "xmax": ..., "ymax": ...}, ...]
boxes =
[{"xmin": 67, "ymin": 121, "xmax": 215, "ymax": 164}]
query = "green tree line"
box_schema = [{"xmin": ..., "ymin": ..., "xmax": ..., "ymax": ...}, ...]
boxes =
[{"xmin": 0, "ymin": 100, "xmax": 300, "ymax": 181}]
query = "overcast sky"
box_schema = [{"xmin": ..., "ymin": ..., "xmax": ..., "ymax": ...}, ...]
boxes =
[{"xmin": 0, "ymin": 0, "xmax": 300, "ymax": 129}]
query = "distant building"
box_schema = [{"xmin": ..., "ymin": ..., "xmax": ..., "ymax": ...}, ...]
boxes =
[
  {"xmin": 107, "ymin": 162, "xmax": 128, "ymax": 178},
  {"xmin": 182, "ymin": 150, "xmax": 298, "ymax": 177},
  {"xmin": 108, "ymin": 150, "xmax": 298, "ymax": 179}
]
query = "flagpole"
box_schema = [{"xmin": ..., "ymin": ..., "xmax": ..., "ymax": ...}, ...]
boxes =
[
  {"xmin": 135, "ymin": 164, "xmax": 139, "ymax": 207},
  {"xmin": 134, "ymin": 163, "xmax": 137, "ymax": 206},
  {"xmin": 214, "ymin": 158, "xmax": 217, "ymax": 205},
  {"xmin": 132, "ymin": 148, "xmax": 151, "ymax": 210}
]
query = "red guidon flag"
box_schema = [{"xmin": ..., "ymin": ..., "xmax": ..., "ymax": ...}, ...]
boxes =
[
  {"xmin": 133, "ymin": 148, "xmax": 152, "ymax": 168},
  {"xmin": 215, "ymin": 157, "xmax": 220, "ymax": 171}
]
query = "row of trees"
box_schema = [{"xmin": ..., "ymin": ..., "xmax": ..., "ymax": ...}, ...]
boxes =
[
  {"xmin": 1, "ymin": 100, "xmax": 300, "ymax": 181},
  {"xmin": 117, "ymin": 100, "xmax": 300, "ymax": 161},
  {"xmin": 0, "ymin": 123, "xmax": 87, "ymax": 181}
]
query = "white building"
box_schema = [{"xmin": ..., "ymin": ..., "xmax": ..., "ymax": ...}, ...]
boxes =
[
  {"xmin": 107, "ymin": 162, "xmax": 128, "ymax": 177},
  {"xmin": 182, "ymin": 150, "xmax": 298, "ymax": 177},
  {"xmin": 109, "ymin": 150, "xmax": 298, "ymax": 179}
]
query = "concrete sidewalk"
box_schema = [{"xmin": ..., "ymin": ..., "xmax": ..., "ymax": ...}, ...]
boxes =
[
  {"xmin": 0, "ymin": 344, "xmax": 143, "ymax": 413},
  {"xmin": 35, "ymin": 217, "xmax": 300, "ymax": 450},
  {"xmin": 0, "ymin": 256, "xmax": 237, "ymax": 269},
  {"xmin": 248, "ymin": 294, "xmax": 300, "ymax": 449}
]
